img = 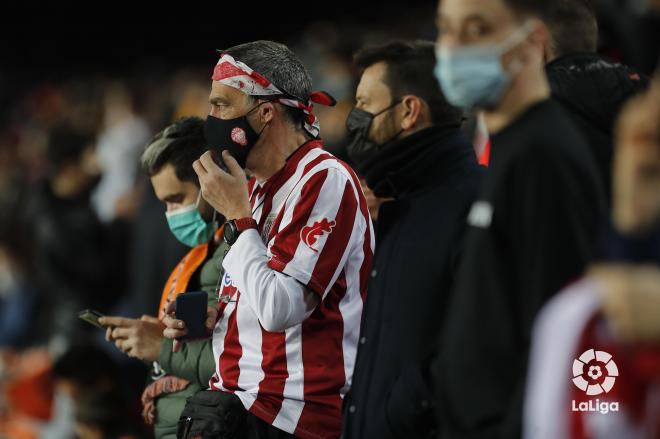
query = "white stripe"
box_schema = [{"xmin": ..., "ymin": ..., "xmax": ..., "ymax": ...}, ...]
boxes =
[
  {"xmin": 523, "ymin": 279, "xmax": 601, "ymax": 439},
  {"xmin": 267, "ymin": 150, "xmax": 333, "ymax": 246},
  {"xmin": 278, "ymin": 171, "xmax": 347, "ymax": 293},
  {"xmin": 235, "ymin": 297, "xmax": 264, "ymax": 401},
  {"xmin": 271, "ymin": 148, "xmax": 329, "ymax": 207},
  {"xmin": 271, "ymin": 324, "xmax": 306, "ymax": 433},
  {"xmin": 338, "ymin": 210, "xmax": 370, "ymax": 392}
]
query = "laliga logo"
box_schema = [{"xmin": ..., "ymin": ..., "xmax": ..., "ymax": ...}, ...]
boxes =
[
  {"xmin": 572, "ymin": 349, "xmax": 618, "ymax": 395},
  {"xmin": 571, "ymin": 349, "xmax": 620, "ymax": 414}
]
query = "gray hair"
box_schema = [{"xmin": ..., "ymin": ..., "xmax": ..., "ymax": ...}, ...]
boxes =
[{"xmin": 222, "ymin": 40, "xmax": 313, "ymax": 132}]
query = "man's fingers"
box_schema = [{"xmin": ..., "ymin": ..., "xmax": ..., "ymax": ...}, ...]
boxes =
[
  {"xmin": 140, "ymin": 315, "xmax": 160, "ymax": 324},
  {"xmin": 206, "ymin": 306, "xmax": 218, "ymax": 332},
  {"xmin": 206, "ymin": 316, "xmax": 217, "ymax": 333},
  {"xmin": 115, "ymin": 339, "xmax": 132, "ymax": 353},
  {"xmin": 165, "ymin": 301, "xmax": 176, "ymax": 315},
  {"xmin": 162, "ymin": 315, "xmax": 186, "ymax": 330},
  {"xmin": 99, "ymin": 316, "xmax": 135, "ymax": 328},
  {"xmin": 199, "ymin": 150, "xmax": 222, "ymax": 175},
  {"xmin": 163, "ymin": 327, "xmax": 188, "ymax": 340},
  {"xmin": 111, "ymin": 327, "xmax": 133, "ymax": 340},
  {"xmin": 193, "ymin": 159, "xmax": 207, "ymax": 177},
  {"xmin": 173, "ymin": 339, "xmax": 182, "ymax": 353},
  {"xmin": 222, "ymin": 150, "xmax": 244, "ymax": 178},
  {"xmin": 105, "ymin": 326, "xmax": 113, "ymax": 342}
]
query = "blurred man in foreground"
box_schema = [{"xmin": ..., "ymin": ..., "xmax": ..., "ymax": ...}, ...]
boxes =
[{"xmin": 433, "ymin": 0, "xmax": 604, "ymax": 437}]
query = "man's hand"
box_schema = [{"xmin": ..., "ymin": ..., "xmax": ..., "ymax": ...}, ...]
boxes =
[
  {"xmin": 359, "ymin": 178, "xmax": 392, "ymax": 222},
  {"xmin": 193, "ymin": 150, "xmax": 251, "ymax": 220},
  {"xmin": 99, "ymin": 315, "xmax": 164, "ymax": 362},
  {"xmin": 162, "ymin": 301, "xmax": 219, "ymax": 353},
  {"xmin": 591, "ymin": 264, "xmax": 660, "ymax": 342}
]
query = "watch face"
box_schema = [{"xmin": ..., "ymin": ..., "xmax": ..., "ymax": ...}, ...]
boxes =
[{"xmin": 223, "ymin": 221, "xmax": 238, "ymax": 245}]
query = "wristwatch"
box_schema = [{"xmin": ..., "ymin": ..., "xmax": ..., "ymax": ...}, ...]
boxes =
[{"xmin": 223, "ymin": 217, "xmax": 258, "ymax": 246}]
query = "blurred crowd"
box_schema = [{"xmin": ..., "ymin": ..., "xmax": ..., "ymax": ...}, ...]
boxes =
[
  {"xmin": 0, "ymin": 0, "xmax": 658, "ymax": 438},
  {"xmin": 0, "ymin": 12, "xmax": 435, "ymax": 439}
]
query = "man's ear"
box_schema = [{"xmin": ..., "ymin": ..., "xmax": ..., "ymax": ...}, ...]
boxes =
[
  {"xmin": 400, "ymin": 95, "xmax": 423, "ymax": 131},
  {"xmin": 259, "ymin": 101, "xmax": 275, "ymax": 125},
  {"xmin": 525, "ymin": 19, "xmax": 550, "ymax": 63}
]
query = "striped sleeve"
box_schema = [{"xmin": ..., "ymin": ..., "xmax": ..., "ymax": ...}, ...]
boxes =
[{"xmin": 267, "ymin": 167, "xmax": 359, "ymax": 299}]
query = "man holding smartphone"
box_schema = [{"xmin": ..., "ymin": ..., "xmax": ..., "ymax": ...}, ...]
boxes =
[
  {"xmin": 100, "ymin": 117, "xmax": 227, "ymax": 439},
  {"xmin": 164, "ymin": 40, "xmax": 373, "ymax": 439}
]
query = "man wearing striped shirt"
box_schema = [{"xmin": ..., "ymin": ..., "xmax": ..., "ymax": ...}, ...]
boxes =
[{"xmin": 174, "ymin": 41, "xmax": 373, "ymax": 439}]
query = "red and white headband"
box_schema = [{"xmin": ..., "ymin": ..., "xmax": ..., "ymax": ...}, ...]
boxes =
[{"xmin": 212, "ymin": 53, "xmax": 336, "ymax": 138}]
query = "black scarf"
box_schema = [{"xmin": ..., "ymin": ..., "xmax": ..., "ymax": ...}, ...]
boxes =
[{"xmin": 359, "ymin": 124, "xmax": 464, "ymax": 199}]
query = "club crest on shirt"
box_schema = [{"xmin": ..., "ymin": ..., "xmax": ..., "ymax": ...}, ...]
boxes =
[
  {"xmin": 261, "ymin": 213, "xmax": 278, "ymax": 244},
  {"xmin": 301, "ymin": 218, "xmax": 336, "ymax": 253}
]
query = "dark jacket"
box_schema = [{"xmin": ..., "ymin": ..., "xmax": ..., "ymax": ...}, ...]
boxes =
[
  {"xmin": 435, "ymin": 100, "xmax": 604, "ymax": 439},
  {"xmin": 547, "ymin": 52, "xmax": 648, "ymax": 202},
  {"xmin": 342, "ymin": 125, "xmax": 482, "ymax": 439}
]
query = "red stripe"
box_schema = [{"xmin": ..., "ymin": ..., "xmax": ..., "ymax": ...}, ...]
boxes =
[
  {"xmin": 265, "ymin": 153, "xmax": 335, "ymax": 243},
  {"xmin": 248, "ymin": 178, "xmax": 257, "ymax": 196},
  {"xmin": 253, "ymin": 329, "xmax": 289, "ymax": 424},
  {"xmin": 212, "ymin": 59, "xmax": 272, "ymax": 88},
  {"xmin": 212, "ymin": 61, "xmax": 249, "ymax": 81},
  {"xmin": 248, "ymin": 70, "xmax": 271, "ymax": 88},
  {"xmin": 268, "ymin": 169, "xmax": 329, "ymax": 272},
  {"xmin": 294, "ymin": 271, "xmax": 346, "ymax": 439},
  {"xmin": 254, "ymin": 141, "xmax": 324, "ymax": 222},
  {"xmin": 219, "ymin": 302, "xmax": 242, "ymax": 392},
  {"xmin": 308, "ymin": 180, "xmax": 358, "ymax": 296}
]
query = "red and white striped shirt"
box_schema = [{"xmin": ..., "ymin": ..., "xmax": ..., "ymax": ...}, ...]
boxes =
[{"xmin": 210, "ymin": 140, "xmax": 374, "ymax": 439}]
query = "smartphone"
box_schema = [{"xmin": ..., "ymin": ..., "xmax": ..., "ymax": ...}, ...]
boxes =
[
  {"xmin": 175, "ymin": 291, "xmax": 208, "ymax": 340},
  {"xmin": 78, "ymin": 309, "xmax": 105, "ymax": 329}
]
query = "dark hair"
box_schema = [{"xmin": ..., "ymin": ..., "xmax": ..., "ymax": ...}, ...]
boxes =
[
  {"xmin": 222, "ymin": 40, "xmax": 312, "ymax": 134},
  {"xmin": 47, "ymin": 125, "xmax": 93, "ymax": 172},
  {"xmin": 141, "ymin": 116, "xmax": 207, "ymax": 184},
  {"xmin": 52, "ymin": 343, "xmax": 120, "ymax": 388},
  {"xmin": 354, "ymin": 40, "xmax": 463, "ymax": 126},
  {"xmin": 546, "ymin": 0, "xmax": 598, "ymax": 57},
  {"xmin": 502, "ymin": 0, "xmax": 552, "ymax": 20}
]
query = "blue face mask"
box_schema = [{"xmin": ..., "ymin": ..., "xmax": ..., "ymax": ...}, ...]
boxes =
[
  {"xmin": 166, "ymin": 192, "xmax": 217, "ymax": 247},
  {"xmin": 434, "ymin": 24, "xmax": 531, "ymax": 110}
]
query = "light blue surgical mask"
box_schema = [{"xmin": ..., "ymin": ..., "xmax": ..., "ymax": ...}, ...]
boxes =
[
  {"xmin": 166, "ymin": 191, "xmax": 217, "ymax": 247},
  {"xmin": 434, "ymin": 24, "xmax": 532, "ymax": 110}
]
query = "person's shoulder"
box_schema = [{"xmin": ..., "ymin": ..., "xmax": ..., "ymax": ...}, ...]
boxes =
[
  {"xmin": 299, "ymin": 149, "xmax": 356, "ymax": 184},
  {"xmin": 514, "ymin": 100, "xmax": 591, "ymax": 160}
]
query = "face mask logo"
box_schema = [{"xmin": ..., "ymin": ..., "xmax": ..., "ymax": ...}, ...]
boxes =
[
  {"xmin": 345, "ymin": 100, "xmax": 401, "ymax": 169},
  {"xmin": 205, "ymin": 102, "xmax": 267, "ymax": 169},
  {"xmin": 434, "ymin": 22, "xmax": 533, "ymax": 110},
  {"xmin": 230, "ymin": 127, "xmax": 248, "ymax": 146},
  {"xmin": 166, "ymin": 192, "xmax": 217, "ymax": 247}
]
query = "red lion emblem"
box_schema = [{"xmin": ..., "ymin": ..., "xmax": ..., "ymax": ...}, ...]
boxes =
[{"xmin": 301, "ymin": 218, "xmax": 336, "ymax": 252}]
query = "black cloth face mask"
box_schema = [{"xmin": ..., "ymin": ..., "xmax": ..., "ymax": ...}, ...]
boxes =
[
  {"xmin": 204, "ymin": 102, "xmax": 268, "ymax": 169},
  {"xmin": 345, "ymin": 100, "xmax": 402, "ymax": 168}
]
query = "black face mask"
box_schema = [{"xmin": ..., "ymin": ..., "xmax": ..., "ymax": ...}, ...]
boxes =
[
  {"xmin": 204, "ymin": 103, "xmax": 267, "ymax": 169},
  {"xmin": 345, "ymin": 100, "xmax": 401, "ymax": 168}
]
